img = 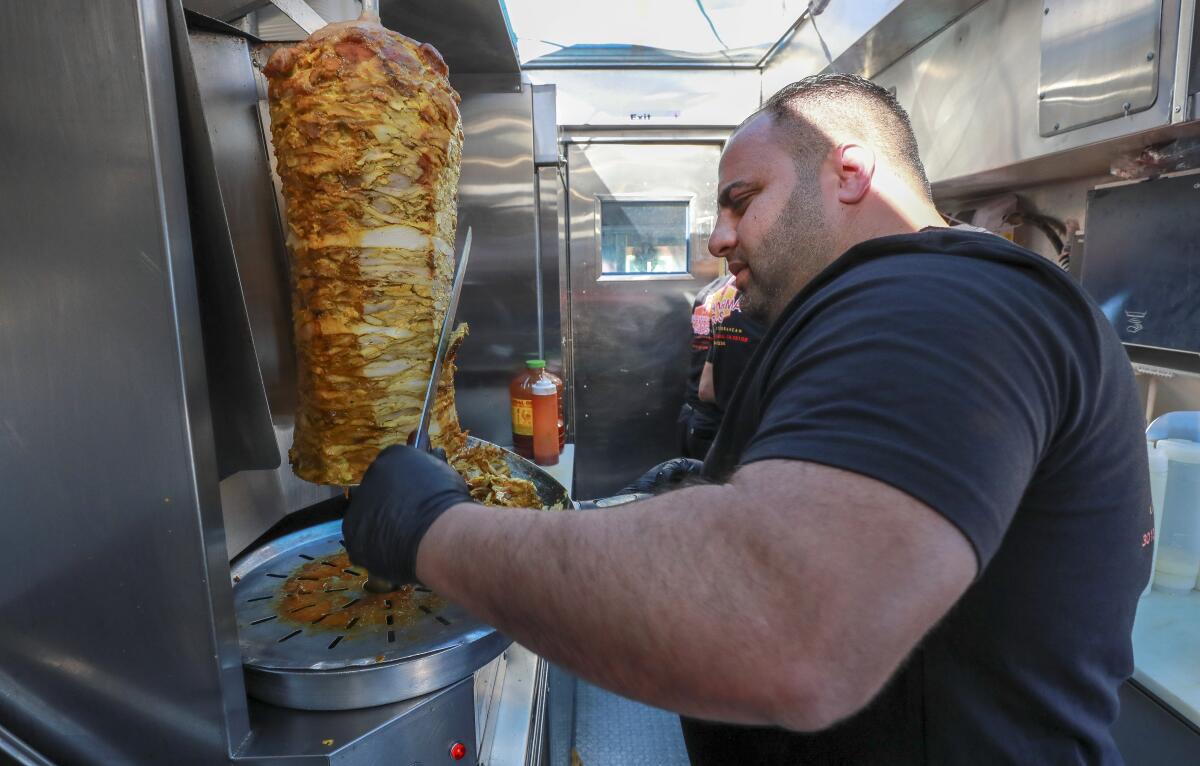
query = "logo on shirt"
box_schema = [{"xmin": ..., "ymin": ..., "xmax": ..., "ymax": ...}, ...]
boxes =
[
  {"xmin": 691, "ymin": 304, "xmax": 712, "ymax": 336},
  {"xmin": 706, "ymin": 276, "xmax": 743, "ymax": 324}
]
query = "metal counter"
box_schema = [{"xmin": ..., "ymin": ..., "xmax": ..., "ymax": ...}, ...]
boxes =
[{"xmin": 477, "ymin": 646, "xmax": 549, "ymax": 766}]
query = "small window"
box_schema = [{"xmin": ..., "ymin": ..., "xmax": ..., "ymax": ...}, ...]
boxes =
[{"xmin": 600, "ymin": 200, "xmax": 690, "ymax": 276}]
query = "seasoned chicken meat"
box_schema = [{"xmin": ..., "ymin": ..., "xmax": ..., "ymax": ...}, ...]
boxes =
[{"xmin": 265, "ymin": 12, "xmax": 463, "ymax": 485}]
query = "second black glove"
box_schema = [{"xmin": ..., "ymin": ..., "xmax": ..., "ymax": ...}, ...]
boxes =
[{"xmin": 618, "ymin": 457, "xmax": 705, "ymax": 496}]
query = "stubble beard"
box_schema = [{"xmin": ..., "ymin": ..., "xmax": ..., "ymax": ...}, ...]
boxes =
[{"xmin": 738, "ymin": 183, "xmax": 835, "ymax": 326}]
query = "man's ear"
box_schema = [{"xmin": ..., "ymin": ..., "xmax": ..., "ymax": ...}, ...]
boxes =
[{"xmin": 834, "ymin": 144, "xmax": 875, "ymax": 205}]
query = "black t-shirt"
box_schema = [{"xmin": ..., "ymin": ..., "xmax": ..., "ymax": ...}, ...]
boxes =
[
  {"xmin": 700, "ymin": 228, "xmax": 1152, "ymax": 764},
  {"xmin": 704, "ymin": 276, "xmax": 765, "ymax": 411}
]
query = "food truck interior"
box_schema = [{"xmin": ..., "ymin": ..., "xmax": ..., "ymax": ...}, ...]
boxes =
[{"xmin": 2, "ymin": 0, "xmax": 1200, "ymax": 763}]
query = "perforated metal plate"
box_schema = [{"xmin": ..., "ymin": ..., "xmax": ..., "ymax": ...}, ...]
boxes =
[{"xmin": 233, "ymin": 520, "xmax": 509, "ymax": 710}]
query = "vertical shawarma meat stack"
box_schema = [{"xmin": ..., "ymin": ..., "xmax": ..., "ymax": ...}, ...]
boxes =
[{"xmin": 265, "ymin": 11, "xmax": 468, "ymax": 486}]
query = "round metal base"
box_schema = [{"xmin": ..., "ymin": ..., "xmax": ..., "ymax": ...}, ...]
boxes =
[{"xmin": 232, "ymin": 520, "xmax": 510, "ymax": 710}]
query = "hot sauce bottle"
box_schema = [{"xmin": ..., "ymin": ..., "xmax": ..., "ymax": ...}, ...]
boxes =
[
  {"xmin": 532, "ymin": 376, "xmax": 559, "ymax": 466},
  {"xmin": 511, "ymin": 360, "xmax": 565, "ymax": 458}
]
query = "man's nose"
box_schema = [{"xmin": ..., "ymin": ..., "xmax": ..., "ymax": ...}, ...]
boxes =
[{"xmin": 709, "ymin": 217, "xmax": 735, "ymax": 259}]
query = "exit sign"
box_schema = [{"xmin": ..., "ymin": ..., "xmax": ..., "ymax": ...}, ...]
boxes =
[{"xmin": 627, "ymin": 110, "xmax": 681, "ymax": 123}]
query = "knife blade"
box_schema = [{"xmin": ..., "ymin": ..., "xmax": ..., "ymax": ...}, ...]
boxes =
[
  {"xmin": 410, "ymin": 227, "xmax": 472, "ymax": 453},
  {"xmin": 362, "ymin": 228, "xmax": 472, "ymax": 594}
]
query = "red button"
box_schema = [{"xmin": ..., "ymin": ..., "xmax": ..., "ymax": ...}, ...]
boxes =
[{"xmin": 449, "ymin": 742, "xmax": 467, "ymax": 760}]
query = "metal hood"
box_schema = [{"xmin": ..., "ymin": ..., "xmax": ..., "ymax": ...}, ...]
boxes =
[{"xmin": 183, "ymin": 0, "xmax": 521, "ymax": 74}]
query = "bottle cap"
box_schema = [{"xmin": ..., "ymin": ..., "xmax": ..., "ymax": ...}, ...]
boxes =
[{"xmin": 526, "ymin": 359, "xmax": 546, "ymax": 369}]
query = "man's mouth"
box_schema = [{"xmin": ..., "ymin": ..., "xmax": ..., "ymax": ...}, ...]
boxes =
[{"xmin": 728, "ymin": 261, "xmax": 748, "ymax": 289}]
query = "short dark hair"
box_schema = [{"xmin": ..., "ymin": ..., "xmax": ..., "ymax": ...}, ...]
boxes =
[{"xmin": 751, "ymin": 74, "xmax": 931, "ymax": 199}]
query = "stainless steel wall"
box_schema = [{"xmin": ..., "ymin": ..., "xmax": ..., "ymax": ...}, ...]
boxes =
[
  {"xmin": 565, "ymin": 140, "xmax": 723, "ymax": 498},
  {"xmin": 761, "ymin": 0, "xmax": 904, "ymax": 92},
  {"xmin": 451, "ymin": 76, "xmax": 563, "ymax": 447},
  {"xmin": 182, "ymin": 28, "xmax": 339, "ymax": 558},
  {"xmin": 873, "ymin": 0, "xmax": 1193, "ymax": 187},
  {"xmin": 0, "ymin": 1, "xmax": 245, "ymax": 762}
]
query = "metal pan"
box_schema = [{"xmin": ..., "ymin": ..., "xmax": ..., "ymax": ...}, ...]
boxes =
[
  {"xmin": 231, "ymin": 436, "xmax": 568, "ymax": 710},
  {"xmin": 469, "ymin": 436, "xmax": 571, "ymax": 508}
]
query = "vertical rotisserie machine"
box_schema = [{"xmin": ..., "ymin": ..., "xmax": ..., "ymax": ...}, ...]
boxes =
[{"xmin": 0, "ymin": 1, "xmax": 560, "ymax": 763}]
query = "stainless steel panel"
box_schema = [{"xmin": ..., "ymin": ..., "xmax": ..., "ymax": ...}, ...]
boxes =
[
  {"xmin": 185, "ymin": 27, "xmax": 339, "ymax": 555},
  {"xmin": 525, "ymin": 69, "xmax": 762, "ymax": 128},
  {"xmin": 177, "ymin": 29, "xmax": 281, "ymax": 480},
  {"xmin": 188, "ymin": 32, "xmax": 295, "ymax": 416},
  {"xmin": 538, "ymin": 163, "xmax": 567, "ymax": 426},
  {"xmin": 532, "ymin": 83, "xmax": 560, "ymax": 167},
  {"xmin": 243, "ymin": 0, "xmax": 521, "ymax": 74},
  {"xmin": 219, "ymin": 425, "xmax": 339, "ymax": 559},
  {"xmin": 1039, "ymin": 0, "xmax": 1163, "ymax": 135},
  {"xmin": 478, "ymin": 646, "xmax": 544, "ymax": 766},
  {"xmin": 185, "ymin": 0, "xmax": 273, "ymax": 20},
  {"xmin": 557, "ymin": 164, "xmax": 578, "ymax": 442},
  {"xmin": 566, "ymin": 142, "xmax": 722, "ymax": 499},
  {"xmin": 235, "ymin": 677, "xmax": 478, "ymax": 764},
  {"xmin": 380, "ymin": 0, "xmax": 520, "ymax": 74},
  {"xmin": 254, "ymin": 0, "xmax": 356, "ymax": 40},
  {"xmin": 1177, "ymin": 0, "xmax": 1198, "ymax": 121},
  {"xmin": 531, "ymin": 83, "xmax": 559, "ymax": 360},
  {"xmin": 873, "ymin": 0, "xmax": 1188, "ymax": 187},
  {"xmin": 474, "ymin": 653, "xmax": 505, "ymax": 750},
  {"xmin": 824, "ymin": 0, "xmax": 985, "ymax": 79},
  {"xmin": 0, "ymin": 0, "xmax": 246, "ymax": 762},
  {"xmin": 451, "ymin": 77, "xmax": 562, "ymax": 446},
  {"xmin": 545, "ymin": 664, "xmax": 578, "ymax": 766},
  {"xmin": 761, "ymin": 0, "xmax": 904, "ymax": 95},
  {"xmin": 268, "ymin": 0, "xmax": 328, "ymax": 35}
]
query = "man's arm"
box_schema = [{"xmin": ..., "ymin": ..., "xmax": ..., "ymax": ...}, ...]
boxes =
[
  {"xmin": 698, "ymin": 361, "xmax": 716, "ymax": 402},
  {"xmin": 417, "ymin": 458, "xmax": 976, "ymax": 731}
]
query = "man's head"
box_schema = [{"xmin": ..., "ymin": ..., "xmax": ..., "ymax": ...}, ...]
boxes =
[{"xmin": 710, "ymin": 74, "xmax": 942, "ymax": 324}]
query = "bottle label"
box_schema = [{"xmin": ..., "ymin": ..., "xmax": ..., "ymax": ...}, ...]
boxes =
[{"xmin": 512, "ymin": 398, "xmax": 533, "ymax": 436}]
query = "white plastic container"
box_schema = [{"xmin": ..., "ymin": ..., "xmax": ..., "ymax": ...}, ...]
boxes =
[
  {"xmin": 1153, "ymin": 440, "xmax": 1200, "ymax": 594},
  {"xmin": 1143, "ymin": 442, "xmax": 1169, "ymax": 596}
]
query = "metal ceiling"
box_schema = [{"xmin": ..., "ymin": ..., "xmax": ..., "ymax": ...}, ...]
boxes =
[{"xmin": 182, "ymin": 0, "xmax": 521, "ymax": 74}]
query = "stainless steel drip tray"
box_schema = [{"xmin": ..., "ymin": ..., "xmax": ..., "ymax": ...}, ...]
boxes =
[{"xmin": 232, "ymin": 520, "xmax": 510, "ymax": 710}]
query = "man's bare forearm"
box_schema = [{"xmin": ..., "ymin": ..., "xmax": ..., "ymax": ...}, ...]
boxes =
[
  {"xmin": 415, "ymin": 484, "xmax": 804, "ymax": 725},
  {"xmin": 415, "ymin": 459, "xmax": 977, "ymax": 732}
]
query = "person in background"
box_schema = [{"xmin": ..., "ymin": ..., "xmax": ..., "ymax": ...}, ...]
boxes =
[
  {"xmin": 679, "ymin": 275, "xmax": 727, "ymax": 459},
  {"xmin": 344, "ymin": 74, "xmax": 1151, "ymax": 765},
  {"xmin": 698, "ymin": 275, "xmax": 765, "ymax": 416},
  {"xmin": 681, "ymin": 273, "xmax": 765, "ymax": 460}
]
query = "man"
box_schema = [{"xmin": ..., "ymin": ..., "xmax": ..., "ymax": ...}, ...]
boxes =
[{"xmin": 345, "ymin": 74, "xmax": 1151, "ymax": 764}]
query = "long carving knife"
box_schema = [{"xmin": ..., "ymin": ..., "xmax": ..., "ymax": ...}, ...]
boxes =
[
  {"xmin": 363, "ymin": 228, "xmax": 472, "ymax": 594},
  {"xmin": 411, "ymin": 227, "xmax": 472, "ymax": 454}
]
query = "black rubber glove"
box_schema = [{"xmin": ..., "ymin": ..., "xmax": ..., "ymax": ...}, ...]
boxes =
[
  {"xmin": 342, "ymin": 445, "xmax": 473, "ymax": 585},
  {"xmin": 618, "ymin": 457, "xmax": 705, "ymax": 496}
]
